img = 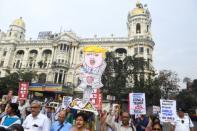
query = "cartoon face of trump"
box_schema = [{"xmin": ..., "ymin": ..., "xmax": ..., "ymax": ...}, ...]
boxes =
[{"xmin": 83, "ymin": 46, "xmax": 106, "ymax": 69}]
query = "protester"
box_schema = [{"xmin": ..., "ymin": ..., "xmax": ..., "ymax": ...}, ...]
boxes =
[
  {"xmin": 2, "ymin": 90, "xmax": 14, "ymax": 105},
  {"xmin": 70, "ymin": 112, "xmax": 90, "ymax": 131},
  {"xmin": 65, "ymin": 107, "xmax": 74, "ymax": 125},
  {"xmin": 7, "ymin": 124, "xmax": 24, "ymax": 131},
  {"xmin": 0, "ymin": 103, "xmax": 21, "ymax": 128},
  {"xmin": 22, "ymin": 100, "xmax": 51, "ymax": 131},
  {"xmin": 45, "ymin": 105, "xmax": 55, "ymax": 123},
  {"xmin": 50, "ymin": 110, "xmax": 72, "ymax": 131},
  {"xmin": 18, "ymin": 100, "xmax": 27, "ymax": 123},
  {"xmin": 171, "ymin": 108, "xmax": 194, "ymax": 131},
  {"xmin": 134, "ymin": 115, "xmax": 149, "ymax": 131},
  {"xmin": 106, "ymin": 111, "xmax": 136, "ymax": 131},
  {"xmin": 100, "ymin": 110, "xmax": 113, "ymax": 131},
  {"xmin": 0, "ymin": 126, "xmax": 7, "ymax": 131},
  {"xmin": 152, "ymin": 122, "xmax": 162, "ymax": 131}
]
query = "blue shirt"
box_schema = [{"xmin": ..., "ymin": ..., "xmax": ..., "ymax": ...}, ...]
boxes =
[{"xmin": 50, "ymin": 121, "xmax": 72, "ymax": 131}]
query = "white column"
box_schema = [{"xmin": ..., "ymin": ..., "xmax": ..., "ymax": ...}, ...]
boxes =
[
  {"xmin": 72, "ymin": 46, "xmax": 77, "ymax": 65},
  {"xmin": 70, "ymin": 46, "xmax": 74, "ymax": 65},
  {"xmin": 35, "ymin": 49, "xmax": 42, "ymax": 68},
  {"xmin": 56, "ymin": 72, "xmax": 59, "ymax": 83},
  {"xmin": 22, "ymin": 50, "xmax": 29, "ymax": 68},
  {"xmin": 61, "ymin": 71, "xmax": 65, "ymax": 83}
]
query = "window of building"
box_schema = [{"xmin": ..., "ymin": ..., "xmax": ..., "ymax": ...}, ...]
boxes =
[
  {"xmin": 54, "ymin": 72, "xmax": 58, "ymax": 83},
  {"xmin": 136, "ymin": 23, "xmax": 141, "ymax": 34},
  {"xmin": 134, "ymin": 48, "xmax": 138, "ymax": 54},
  {"xmin": 139, "ymin": 47, "xmax": 144, "ymax": 54},
  {"xmin": 60, "ymin": 44, "xmax": 63, "ymax": 50},
  {"xmin": 0, "ymin": 61, "xmax": 4, "ymax": 67},
  {"xmin": 63, "ymin": 44, "xmax": 67, "ymax": 50},
  {"xmin": 147, "ymin": 25, "xmax": 149, "ymax": 32},
  {"xmin": 16, "ymin": 60, "xmax": 20, "ymax": 68},
  {"xmin": 147, "ymin": 48, "xmax": 150, "ymax": 54},
  {"xmin": 3, "ymin": 51, "xmax": 7, "ymax": 56},
  {"xmin": 58, "ymin": 70, "xmax": 63, "ymax": 84}
]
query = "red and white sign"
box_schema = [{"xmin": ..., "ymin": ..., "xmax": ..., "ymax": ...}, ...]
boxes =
[
  {"xmin": 18, "ymin": 82, "xmax": 29, "ymax": 100},
  {"xmin": 90, "ymin": 89, "xmax": 102, "ymax": 111}
]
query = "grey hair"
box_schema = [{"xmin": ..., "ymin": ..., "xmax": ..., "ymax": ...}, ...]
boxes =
[{"xmin": 31, "ymin": 100, "xmax": 41, "ymax": 107}]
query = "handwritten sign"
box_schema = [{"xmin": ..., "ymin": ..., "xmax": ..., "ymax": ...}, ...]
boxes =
[
  {"xmin": 129, "ymin": 93, "xmax": 146, "ymax": 115},
  {"xmin": 160, "ymin": 99, "xmax": 176, "ymax": 123},
  {"xmin": 18, "ymin": 82, "xmax": 29, "ymax": 100},
  {"xmin": 62, "ymin": 96, "xmax": 72, "ymax": 109},
  {"xmin": 90, "ymin": 89, "xmax": 102, "ymax": 110}
]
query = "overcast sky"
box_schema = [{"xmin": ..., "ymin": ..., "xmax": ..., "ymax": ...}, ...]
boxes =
[{"xmin": 0, "ymin": 0, "xmax": 197, "ymax": 86}]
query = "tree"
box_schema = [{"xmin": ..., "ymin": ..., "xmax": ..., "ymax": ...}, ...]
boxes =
[
  {"xmin": 102, "ymin": 52, "xmax": 159, "ymax": 105},
  {"xmin": 0, "ymin": 69, "xmax": 37, "ymax": 95},
  {"xmin": 158, "ymin": 70, "xmax": 180, "ymax": 99}
]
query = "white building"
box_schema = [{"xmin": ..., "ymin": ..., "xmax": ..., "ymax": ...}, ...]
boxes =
[{"xmin": 0, "ymin": 2, "xmax": 155, "ymax": 92}]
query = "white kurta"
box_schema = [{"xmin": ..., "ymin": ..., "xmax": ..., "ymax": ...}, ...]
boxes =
[{"xmin": 22, "ymin": 113, "xmax": 51, "ymax": 131}]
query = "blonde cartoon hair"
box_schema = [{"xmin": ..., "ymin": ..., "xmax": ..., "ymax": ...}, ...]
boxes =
[{"xmin": 83, "ymin": 46, "xmax": 107, "ymax": 58}]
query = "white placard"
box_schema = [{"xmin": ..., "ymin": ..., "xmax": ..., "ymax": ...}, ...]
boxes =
[
  {"xmin": 153, "ymin": 105, "xmax": 160, "ymax": 114},
  {"xmin": 129, "ymin": 93, "xmax": 146, "ymax": 115},
  {"xmin": 62, "ymin": 96, "xmax": 72, "ymax": 109},
  {"xmin": 160, "ymin": 99, "xmax": 176, "ymax": 123}
]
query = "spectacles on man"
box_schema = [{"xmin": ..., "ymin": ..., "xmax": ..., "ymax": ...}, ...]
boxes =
[
  {"xmin": 30, "ymin": 106, "xmax": 40, "ymax": 109},
  {"xmin": 153, "ymin": 128, "xmax": 161, "ymax": 131}
]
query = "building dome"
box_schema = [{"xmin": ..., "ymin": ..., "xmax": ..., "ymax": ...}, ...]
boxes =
[
  {"xmin": 11, "ymin": 17, "xmax": 25, "ymax": 29},
  {"xmin": 131, "ymin": 1, "xmax": 145, "ymax": 15}
]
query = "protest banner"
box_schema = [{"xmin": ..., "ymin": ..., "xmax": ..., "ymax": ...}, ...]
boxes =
[
  {"xmin": 160, "ymin": 99, "xmax": 176, "ymax": 123},
  {"xmin": 153, "ymin": 105, "xmax": 160, "ymax": 115},
  {"xmin": 62, "ymin": 96, "xmax": 73, "ymax": 109},
  {"xmin": 129, "ymin": 93, "xmax": 146, "ymax": 115},
  {"xmin": 90, "ymin": 89, "xmax": 102, "ymax": 110},
  {"xmin": 69, "ymin": 98, "xmax": 98, "ymax": 115},
  {"xmin": 18, "ymin": 82, "xmax": 29, "ymax": 100}
]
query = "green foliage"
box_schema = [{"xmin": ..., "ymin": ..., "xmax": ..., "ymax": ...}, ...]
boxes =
[
  {"xmin": 0, "ymin": 69, "xmax": 37, "ymax": 95},
  {"xmin": 102, "ymin": 51, "xmax": 160, "ymax": 105},
  {"xmin": 177, "ymin": 79, "xmax": 197, "ymax": 110},
  {"xmin": 158, "ymin": 70, "xmax": 180, "ymax": 99}
]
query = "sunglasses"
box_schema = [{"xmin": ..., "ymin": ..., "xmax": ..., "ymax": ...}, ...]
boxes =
[{"xmin": 153, "ymin": 128, "xmax": 161, "ymax": 131}]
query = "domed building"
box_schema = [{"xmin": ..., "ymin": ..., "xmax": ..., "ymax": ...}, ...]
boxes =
[{"xmin": 0, "ymin": 1, "xmax": 155, "ymax": 98}]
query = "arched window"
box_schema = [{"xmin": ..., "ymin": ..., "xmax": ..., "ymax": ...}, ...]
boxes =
[
  {"xmin": 136, "ymin": 23, "xmax": 141, "ymax": 34},
  {"xmin": 147, "ymin": 25, "xmax": 149, "ymax": 32},
  {"xmin": 38, "ymin": 73, "xmax": 47, "ymax": 83}
]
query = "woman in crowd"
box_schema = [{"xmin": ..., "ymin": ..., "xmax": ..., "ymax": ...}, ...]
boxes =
[
  {"xmin": 152, "ymin": 122, "xmax": 162, "ymax": 131},
  {"xmin": 0, "ymin": 103, "xmax": 21, "ymax": 128},
  {"xmin": 7, "ymin": 124, "xmax": 24, "ymax": 131},
  {"xmin": 70, "ymin": 112, "xmax": 90, "ymax": 131}
]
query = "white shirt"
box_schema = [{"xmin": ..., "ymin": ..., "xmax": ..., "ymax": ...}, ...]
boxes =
[
  {"xmin": 106, "ymin": 114, "xmax": 136, "ymax": 131},
  {"xmin": 22, "ymin": 113, "xmax": 51, "ymax": 131},
  {"xmin": 173, "ymin": 115, "xmax": 194, "ymax": 131}
]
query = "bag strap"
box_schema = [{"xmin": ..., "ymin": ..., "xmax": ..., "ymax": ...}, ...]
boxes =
[{"xmin": 57, "ymin": 124, "xmax": 64, "ymax": 131}]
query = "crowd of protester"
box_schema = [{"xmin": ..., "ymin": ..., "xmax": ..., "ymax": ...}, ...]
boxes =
[{"xmin": 0, "ymin": 89, "xmax": 195, "ymax": 131}]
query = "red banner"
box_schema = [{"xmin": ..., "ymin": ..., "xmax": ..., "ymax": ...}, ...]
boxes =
[
  {"xmin": 90, "ymin": 89, "xmax": 102, "ymax": 111},
  {"xmin": 18, "ymin": 82, "xmax": 29, "ymax": 100}
]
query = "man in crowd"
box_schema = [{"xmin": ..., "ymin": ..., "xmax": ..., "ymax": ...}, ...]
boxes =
[
  {"xmin": 51, "ymin": 110, "xmax": 72, "ymax": 131},
  {"xmin": 106, "ymin": 111, "xmax": 136, "ymax": 131},
  {"xmin": 171, "ymin": 108, "xmax": 195, "ymax": 131},
  {"xmin": 134, "ymin": 115, "xmax": 149, "ymax": 131},
  {"xmin": 22, "ymin": 100, "xmax": 51, "ymax": 131}
]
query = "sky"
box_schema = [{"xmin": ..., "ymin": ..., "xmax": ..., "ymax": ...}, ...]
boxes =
[{"xmin": 0, "ymin": 0, "xmax": 197, "ymax": 87}]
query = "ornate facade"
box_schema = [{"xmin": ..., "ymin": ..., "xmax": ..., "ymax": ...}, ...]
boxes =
[{"xmin": 0, "ymin": 2, "xmax": 155, "ymax": 92}]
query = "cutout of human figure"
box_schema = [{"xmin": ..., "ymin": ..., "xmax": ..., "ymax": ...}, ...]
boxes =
[{"xmin": 78, "ymin": 46, "xmax": 107, "ymax": 103}]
